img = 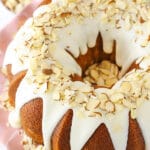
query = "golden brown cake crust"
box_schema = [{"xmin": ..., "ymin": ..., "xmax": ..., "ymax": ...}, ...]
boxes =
[
  {"xmin": 8, "ymin": 70, "xmax": 26, "ymax": 106},
  {"xmin": 127, "ymin": 114, "xmax": 145, "ymax": 150},
  {"xmin": 20, "ymin": 98, "xmax": 43, "ymax": 144},
  {"xmin": 52, "ymin": 109, "xmax": 73, "ymax": 150}
]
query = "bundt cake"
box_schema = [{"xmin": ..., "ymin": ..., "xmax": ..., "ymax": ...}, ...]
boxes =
[{"xmin": 2, "ymin": 0, "xmax": 150, "ymax": 149}]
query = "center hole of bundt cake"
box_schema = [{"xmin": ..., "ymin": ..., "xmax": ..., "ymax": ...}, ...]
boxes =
[
  {"xmin": 83, "ymin": 60, "xmax": 120, "ymax": 88},
  {"xmin": 71, "ymin": 34, "xmax": 122, "ymax": 88}
]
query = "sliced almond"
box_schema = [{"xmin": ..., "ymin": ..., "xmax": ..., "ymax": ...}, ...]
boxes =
[
  {"xmin": 105, "ymin": 77, "xmax": 118, "ymax": 87},
  {"xmin": 110, "ymin": 92, "xmax": 124, "ymax": 103},
  {"xmin": 105, "ymin": 101, "xmax": 115, "ymax": 112},
  {"xmin": 100, "ymin": 60, "xmax": 111, "ymax": 70},
  {"xmin": 97, "ymin": 93, "xmax": 109, "ymax": 102},
  {"xmin": 97, "ymin": 77, "xmax": 105, "ymax": 86},
  {"xmin": 99, "ymin": 68, "xmax": 110, "ymax": 76},
  {"xmin": 90, "ymin": 69, "xmax": 99, "ymax": 80},
  {"xmin": 111, "ymin": 64, "xmax": 119, "ymax": 76},
  {"xmin": 71, "ymin": 81, "xmax": 92, "ymax": 92},
  {"xmin": 75, "ymin": 93, "xmax": 88, "ymax": 104},
  {"xmin": 86, "ymin": 100, "xmax": 100, "ymax": 110},
  {"xmin": 122, "ymin": 99, "xmax": 136, "ymax": 109},
  {"xmin": 101, "ymin": 73, "xmax": 109, "ymax": 80},
  {"xmin": 120, "ymin": 81, "xmax": 132, "ymax": 93},
  {"xmin": 98, "ymin": 93, "xmax": 109, "ymax": 109},
  {"xmin": 88, "ymin": 111, "xmax": 97, "ymax": 117}
]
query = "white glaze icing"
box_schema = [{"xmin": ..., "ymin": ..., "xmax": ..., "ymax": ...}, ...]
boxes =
[
  {"xmin": 42, "ymin": 95, "xmax": 68, "ymax": 149},
  {"xmin": 3, "ymin": 0, "xmax": 150, "ymax": 150},
  {"xmin": 9, "ymin": 76, "xmax": 39, "ymax": 128},
  {"xmin": 70, "ymin": 109, "xmax": 102, "ymax": 150},
  {"xmin": 71, "ymin": 108, "xmax": 129, "ymax": 150},
  {"xmin": 104, "ymin": 109, "xmax": 129, "ymax": 150}
]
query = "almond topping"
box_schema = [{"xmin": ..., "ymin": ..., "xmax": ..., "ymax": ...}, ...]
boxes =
[
  {"xmin": 86, "ymin": 100, "xmax": 100, "ymax": 110},
  {"xmin": 110, "ymin": 93, "xmax": 124, "ymax": 103}
]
